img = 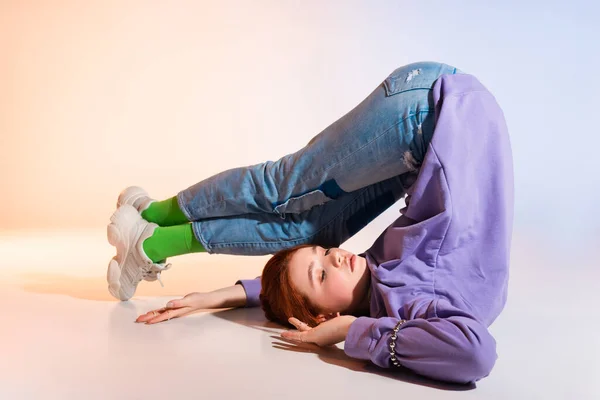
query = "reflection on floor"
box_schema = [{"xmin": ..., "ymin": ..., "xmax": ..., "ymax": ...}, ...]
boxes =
[{"xmin": 1, "ymin": 229, "xmax": 598, "ymax": 399}]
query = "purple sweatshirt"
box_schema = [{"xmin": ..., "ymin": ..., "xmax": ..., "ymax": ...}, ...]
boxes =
[{"xmin": 236, "ymin": 73, "xmax": 514, "ymax": 384}]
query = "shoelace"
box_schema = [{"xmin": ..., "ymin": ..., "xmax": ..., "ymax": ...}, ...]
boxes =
[{"xmin": 141, "ymin": 262, "xmax": 172, "ymax": 287}]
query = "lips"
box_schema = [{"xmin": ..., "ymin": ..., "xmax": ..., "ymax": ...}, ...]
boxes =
[{"xmin": 349, "ymin": 255, "xmax": 355, "ymax": 272}]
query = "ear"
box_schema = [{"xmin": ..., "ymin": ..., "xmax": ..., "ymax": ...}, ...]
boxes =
[{"xmin": 315, "ymin": 312, "xmax": 341, "ymax": 324}]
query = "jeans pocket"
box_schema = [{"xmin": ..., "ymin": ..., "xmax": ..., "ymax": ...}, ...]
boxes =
[
  {"xmin": 383, "ymin": 62, "xmax": 460, "ymax": 97},
  {"xmin": 383, "ymin": 67, "xmax": 436, "ymax": 97},
  {"xmin": 273, "ymin": 189, "xmax": 333, "ymax": 216}
]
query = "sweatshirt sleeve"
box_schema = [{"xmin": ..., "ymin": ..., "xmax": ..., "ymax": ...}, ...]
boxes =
[
  {"xmin": 344, "ymin": 299, "xmax": 497, "ymax": 384},
  {"xmin": 234, "ymin": 276, "xmax": 262, "ymax": 308}
]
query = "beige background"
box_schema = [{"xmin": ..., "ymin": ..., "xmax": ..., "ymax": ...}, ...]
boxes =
[
  {"xmin": 1, "ymin": 1, "xmax": 411, "ymax": 242},
  {"xmin": 3, "ymin": 1, "xmax": 599, "ymax": 253}
]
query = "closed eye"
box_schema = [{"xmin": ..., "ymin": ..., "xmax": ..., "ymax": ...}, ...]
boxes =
[{"xmin": 321, "ymin": 248, "xmax": 331, "ymax": 282}]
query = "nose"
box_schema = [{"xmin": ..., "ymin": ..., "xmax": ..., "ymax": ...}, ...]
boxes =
[{"xmin": 334, "ymin": 250, "xmax": 350, "ymax": 269}]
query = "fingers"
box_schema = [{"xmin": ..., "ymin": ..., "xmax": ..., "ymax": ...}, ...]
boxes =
[
  {"xmin": 281, "ymin": 330, "xmax": 305, "ymax": 342},
  {"xmin": 135, "ymin": 308, "xmax": 167, "ymax": 323},
  {"xmin": 161, "ymin": 293, "xmax": 199, "ymax": 310},
  {"xmin": 144, "ymin": 308, "xmax": 180, "ymax": 324},
  {"xmin": 165, "ymin": 298, "xmax": 182, "ymax": 308},
  {"xmin": 281, "ymin": 317, "xmax": 313, "ymax": 342},
  {"xmin": 288, "ymin": 317, "xmax": 311, "ymax": 332},
  {"xmin": 135, "ymin": 300, "xmax": 188, "ymax": 324}
]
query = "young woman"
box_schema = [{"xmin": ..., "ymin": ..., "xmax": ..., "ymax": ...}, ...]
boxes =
[{"xmin": 107, "ymin": 61, "xmax": 514, "ymax": 384}]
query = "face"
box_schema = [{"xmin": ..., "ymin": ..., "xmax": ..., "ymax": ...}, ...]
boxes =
[{"xmin": 287, "ymin": 245, "xmax": 371, "ymax": 317}]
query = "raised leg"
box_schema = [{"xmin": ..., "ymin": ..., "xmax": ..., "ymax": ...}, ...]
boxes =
[{"xmin": 176, "ymin": 62, "xmax": 461, "ymax": 254}]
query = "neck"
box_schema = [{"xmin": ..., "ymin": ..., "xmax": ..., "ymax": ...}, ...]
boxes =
[
  {"xmin": 352, "ymin": 284, "xmax": 372, "ymax": 317},
  {"xmin": 362, "ymin": 286, "xmax": 372, "ymax": 316}
]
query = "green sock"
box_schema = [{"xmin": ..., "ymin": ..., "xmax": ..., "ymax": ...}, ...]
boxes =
[
  {"xmin": 141, "ymin": 196, "xmax": 189, "ymax": 226},
  {"xmin": 142, "ymin": 223, "xmax": 206, "ymax": 263}
]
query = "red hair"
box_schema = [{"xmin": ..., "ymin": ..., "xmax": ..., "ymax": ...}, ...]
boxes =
[{"xmin": 259, "ymin": 243, "xmax": 322, "ymax": 329}]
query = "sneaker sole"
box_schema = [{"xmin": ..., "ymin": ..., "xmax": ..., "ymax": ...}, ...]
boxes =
[
  {"xmin": 116, "ymin": 186, "xmax": 148, "ymax": 211},
  {"xmin": 106, "ymin": 206, "xmax": 138, "ymax": 301},
  {"xmin": 107, "ymin": 257, "xmax": 124, "ymax": 300}
]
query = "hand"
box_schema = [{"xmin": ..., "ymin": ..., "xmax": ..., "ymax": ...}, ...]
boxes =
[
  {"xmin": 281, "ymin": 315, "xmax": 357, "ymax": 347},
  {"xmin": 135, "ymin": 292, "xmax": 213, "ymax": 325}
]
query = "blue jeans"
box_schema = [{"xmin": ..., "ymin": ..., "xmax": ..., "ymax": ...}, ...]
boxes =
[{"xmin": 177, "ymin": 61, "xmax": 464, "ymax": 255}]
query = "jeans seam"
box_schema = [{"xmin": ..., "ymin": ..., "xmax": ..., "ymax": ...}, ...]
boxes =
[
  {"xmin": 302, "ymin": 110, "xmax": 432, "ymax": 186},
  {"xmin": 176, "ymin": 192, "xmax": 194, "ymax": 221},
  {"xmin": 192, "ymin": 110, "xmax": 431, "ymax": 217},
  {"xmin": 207, "ymin": 186, "xmax": 373, "ymax": 248},
  {"xmin": 191, "ymin": 220, "xmax": 211, "ymax": 253}
]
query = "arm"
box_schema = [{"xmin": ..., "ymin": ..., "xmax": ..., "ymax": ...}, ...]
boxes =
[
  {"xmin": 344, "ymin": 299, "xmax": 497, "ymax": 384},
  {"xmin": 137, "ymin": 283, "xmax": 252, "ymax": 324},
  {"xmin": 207, "ymin": 283, "xmax": 249, "ymax": 308},
  {"xmin": 235, "ymin": 276, "xmax": 262, "ymax": 307}
]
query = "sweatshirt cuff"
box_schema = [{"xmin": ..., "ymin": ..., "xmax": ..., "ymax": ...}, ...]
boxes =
[
  {"xmin": 235, "ymin": 278, "xmax": 261, "ymax": 308},
  {"xmin": 344, "ymin": 316, "xmax": 377, "ymax": 361}
]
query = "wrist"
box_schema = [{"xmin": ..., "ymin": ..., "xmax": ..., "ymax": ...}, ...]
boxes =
[
  {"xmin": 342, "ymin": 315, "xmax": 357, "ymax": 337},
  {"xmin": 210, "ymin": 285, "xmax": 247, "ymax": 308}
]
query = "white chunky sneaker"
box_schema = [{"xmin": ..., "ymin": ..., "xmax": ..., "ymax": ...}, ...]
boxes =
[
  {"xmin": 106, "ymin": 204, "xmax": 172, "ymax": 301},
  {"xmin": 115, "ymin": 186, "xmax": 167, "ymax": 284},
  {"xmin": 116, "ymin": 186, "xmax": 155, "ymax": 213}
]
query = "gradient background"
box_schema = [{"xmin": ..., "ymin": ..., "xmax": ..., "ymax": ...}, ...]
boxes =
[
  {"xmin": 3, "ymin": 1, "xmax": 599, "ymax": 247},
  {"xmin": 1, "ymin": 1, "xmax": 599, "ymax": 398}
]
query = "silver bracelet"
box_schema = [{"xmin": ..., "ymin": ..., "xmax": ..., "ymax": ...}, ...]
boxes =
[{"xmin": 389, "ymin": 319, "xmax": 407, "ymax": 367}]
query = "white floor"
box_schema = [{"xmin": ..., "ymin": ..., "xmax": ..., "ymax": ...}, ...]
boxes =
[{"xmin": 1, "ymin": 229, "xmax": 598, "ymax": 400}]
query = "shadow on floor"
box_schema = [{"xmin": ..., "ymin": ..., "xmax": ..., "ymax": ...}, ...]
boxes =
[
  {"xmin": 19, "ymin": 271, "xmax": 477, "ymax": 391},
  {"xmin": 16, "ymin": 270, "xmax": 206, "ymax": 301},
  {"xmin": 18, "ymin": 272, "xmax": 116, "ymax": 301},
  {"xmin": 211, "ymin": 307, "xmax": 477, "ymax": 391}
]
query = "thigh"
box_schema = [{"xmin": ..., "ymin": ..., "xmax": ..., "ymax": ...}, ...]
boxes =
[
  {"xmin": 273, "ymin": 62, "xmax": 457, "ymax": 216},
  {"xmin": 179, "ymin": 62, "xmax": 459, "ymax": 223}
]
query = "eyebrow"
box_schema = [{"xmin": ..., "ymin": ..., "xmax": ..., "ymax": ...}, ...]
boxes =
[{"xmin": 308, "ymin": 245, "xmax": 317, "ymax": 288}]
